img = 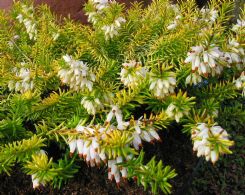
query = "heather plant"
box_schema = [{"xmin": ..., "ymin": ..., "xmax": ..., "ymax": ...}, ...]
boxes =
[{"xmin": 0, "ymin": 0, "xmax": 244, "ymax": 194}]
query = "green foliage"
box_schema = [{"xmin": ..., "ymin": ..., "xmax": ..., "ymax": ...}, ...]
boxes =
[
  {"xmin": 51, "ymin": 156, "xmax": 79, "ymax": 189},
  {"xmin": 0, "ymin": 135, "xmax": 46, "ymax": 175},
  {"xmin": 0, "ymin": 117, "xmax": 29, "ymax": 142},
  {"xmin": 24, "ymin": 153, "xmax": 78, "ymax": 189},
  {"xmin": 25, "ymin": 152, "xmax": 55, "ymax": 184},
  {"xmin": 121, "ymin": 151, "xmax": 177, "ymax": 194},
  {"xmin": 102, "ymin": 130, "xmax": 138, "ymax": 159}
]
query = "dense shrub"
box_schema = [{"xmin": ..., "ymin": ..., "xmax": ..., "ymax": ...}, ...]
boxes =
[{"xmin": 0, "ymin": 0, "xmax": 244, "ymax": 194}]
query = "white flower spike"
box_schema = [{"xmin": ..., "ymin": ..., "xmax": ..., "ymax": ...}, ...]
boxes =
[
  {"xmin": 232, "ymin": 19, "xmax": 245, "ymax": 32},
  {"xmin": 192, "ymin": 123, "xmax": 233, "ymax": 164},
  {"xmin": 102, "ymin": 17, "xmax": 126, "ymax": 39},
  {"xmin": 234, "ymin": 72, "xmax": 245, "ymax": 97},
  {"xmin": 8, "ymin": 63, "xmax": 34, "ymax": 93},
  {"xmin": 81, "ymin": 97, "xmax": 103, "ymax": 115},
  {"xmin": 149, "ymin": 72, "xmax": 176, "ymax": 99},
  {"xmin": 58, "ymin": 55, "xmax": 95, "ymax": 91},
  {"xmin": 17, "ymin": 4, "xmax": 37, "ymax": 40},
  {"xmin": 184, "ymin": 44, "xmax": 222, "ymax": 76},
  {"xmin": 106, "ymin": 105, "xmax": 129, "ymax": 130},
  {"xmin": 120, "ymin": 60, "xmax": 147, "ymax": 87}
]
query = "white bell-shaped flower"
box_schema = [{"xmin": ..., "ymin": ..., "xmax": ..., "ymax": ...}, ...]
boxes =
[
  {"xmin": 184, "ymin": 44, "xmax": 222, "ymax": 76},
  {"xmin": 166, "ymin": 103, "xmax": 188, "ymax": 123},
  {"xmin": 232, "ymin": 19, "xmax": 245, "ymax": 32},
  {"xmin": 102, "ymin": 17, "xmax": 126, "ymax": 39},
  {"xmin": 131, "ymin": 117, "xmax": 161, "ymax": 150},
  {"xmin": 185, "ymin": 72, "xmax": 203, "ymax": 85},
  {"xmin": 58, "ymin": 55, "xmax": 95, "ymax": 91},
  {"xmin": 149, "ymin": 72, "xmax": 176, "ymax": 98},
  {"xmin": 234, "ymin": 72, "xmax": 245, "ymax": 96},
  {"xmin": 8, "ymin": 63, "xmax": 34, "ymax": 93},
  {"xmin": 192, "ymin": 123, "xmax": 233, "ymax": 164},
  {"xmin": 120, "ymin": 60, "xmax": 147, "ymax": 87},
  {"xmin": 222, "ymin": 39, "xmax": 245, "ymax": 69},
  {"xmin": 81, "ymin": 96, "xmax": 103, "ymax": 115},
  {"xmin": 106, "ymin": 105, "xmax": 129, "ymax": 130}
]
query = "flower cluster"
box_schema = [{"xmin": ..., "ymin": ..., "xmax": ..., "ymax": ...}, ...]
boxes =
[
  {"xmin": 102, "ymin": 17, "xmax": 126, "ymax": 39},
  {"xmin": 105, "ymin": 106, "xmax": 161, "ymax": 149},
  {"xmin": 69, "ymin": 124, "xmax": 105, "ymax": 167},
  {"xmin": 120, "ymin": 60, "xmax": 147, "ymax": 87},
  {"xmin": 234, "ymin": 71, "xmax": 245, "ymax": 97},
  {"xmin": 167, "ymin": 15, "xmax": 182, "ymax": 30},
  {"xmin": 222, "ymin": 39, "xmax": 245, "ymax": 68},
  {"xmin": 185, "ymin": 72, "xmax": 203, "ymax": 85},
  {"xmin": 16, "ymin": 4, "xmax": 37, "ymax": 40},
  {"xmin": 166, "ymin": 4, "xmax": 181, "ymax": 30},
  {"xmin": 185, "ymin": 38, "xmax": 245, "ymax": 78},
  {"xmin": 85, "ymin": 0, "xmax": 125, "ymax": 39},
  {"xmin": 65, "ymin": 107, "xmax": 162, "ymax": 185},
  {"xmin": 58, "ymin": 55, "xmax": 95, "ymax": 91},
  {"xmin": 166, "ymin": 103, "xmax": 189, "ymax": 123},
  {"xmin": 87, "ymin": 12, "xmax": 97, "ymax": 24},
  {"xmin": 149, "ymin": 72, "xmax": 176, "ymax": 99},
  {"xmin": 8, "ymin": 63, "xmax": 34, "ymax": 93},
  {"xmin": 81, "ymin": 96, "xmax": 103, "ymax": 115},
  {"xmin": 106, "ymin": 105, "xmax": 129, "ymax": 130},
  {"xmin": 108, "ymin": 157, "xmax": 128, "ymax": 186},
  {"xmin": 68, "ymin": 123, "xmax": 129, "ymax": 184},
  {"xmin": 200, "ymin": 8, "xmax": 218, "ymax": 23},
  {"xmin": 81, "ymin": 90, "xmax": 114, "ymax": 115},
  {"xmin": 91, "ymin": 0, "xmax": 110, "ymax": 11},
  {"xmin": 86, "ymin": 0, "xmax": 110, "ymax": 24},
  {"xmin": 191, "ymin": 123, "xmax": 233, "ymax": 164},
  {"xmin": 8, "ymin": 35, "xmax": 20, "ymax": 48},
  {"xmin": 184, "ymin": 45, "xmax": 223, "ymax": 76},
  {"xmin": 232, "ymin": 19, "xmax": 245, "ymax": 33},
  {"xmin": 131, "ymin": 117, "xmax": 161, "ymax": 150},
  {"xmin": 169, "ymin": 4, "xmax": 180, "ymax": 14}
]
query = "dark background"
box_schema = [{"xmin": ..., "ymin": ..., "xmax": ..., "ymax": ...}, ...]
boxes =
[{"xmin": 0, "ymin": 0, "xmax": 211, "ymax": 23}]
